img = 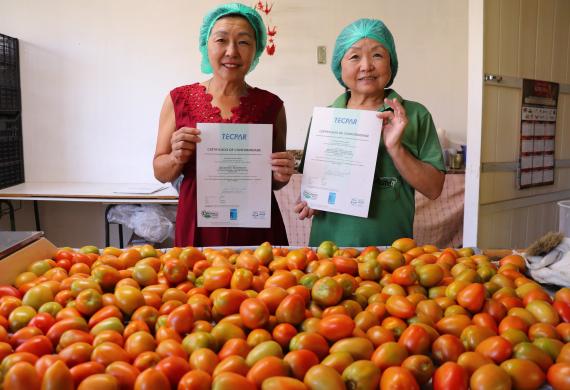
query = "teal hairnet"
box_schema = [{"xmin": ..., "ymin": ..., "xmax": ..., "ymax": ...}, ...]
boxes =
[
  {"xmin": 331, "ymin": 18, "xmax": 398, "ymax": 88},
  {"xmin": 199, "ymin": 3, "xmax": 267, "ymax": 74}
]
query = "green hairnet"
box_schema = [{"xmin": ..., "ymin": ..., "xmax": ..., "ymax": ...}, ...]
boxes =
[
  {"xmin": 331, "ymin": 18, "xmax": 398, "ymax": 88},
  {"xmin": 199, "ymin": 3, "xmax": 267, "ymax": 74}
]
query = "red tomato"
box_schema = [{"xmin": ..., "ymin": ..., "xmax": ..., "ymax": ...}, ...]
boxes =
[
  {"xmin": 304, "ymin": 364, "xmax": 345, "ymax": 390},
  {"xmin": 331, "ymin": 256, "xmax": 358, "ymax": 275},
  {"xmin": 163, "ymin": 259, "xmax": 189, "ymax": 285},
  {"xmin": 470, "ymin": 363, "xmax": 512, "ymax": 390},
  {"xmin": 380, "ymin": 366, "xmax": 420, "ymax": 390},
  {"xmin": 272, "ymin": 323, "xmax": 297, "ymax": 348},
  {"xmin": 456, "ymin": 283, "xmax": 486, "ymax": 313},
  {"xmin": 166, "ymin": 304, "xmax": 194, "ymax": 335},
  {"xmin": 398, "ymin": 324, "xmax": 431, "ymax": 355},
  {"xmin": 318, "ymin": 314, "xmax": 355, "ymax": 342},
  {"xmin": 283, "ymin": 349, "xmax": 319, "ymax": 380},
  {"xmin": 58, "ymin": 342, "xmax": 93, "ymax": 367},
  {"xmin": 76, "ymin": 373, "xmax": 119, "ymax": 389},
  {"xmin": 15, "ymin": 335, "xmax": 53, "ymax": 356},
  {"xmin": 178, "ymin": 369, "xmax": 212, "ymax": 390},
  {"xmin": 371, "ymin": 341, "xmax": 409, "ymax": 370},
  {"xmin": 475, "ymin": 336, "xmax": 513, "ymax": 364},
  {"xmin": 34, "ymin": 354, "xmax": 63, "ymax": 380},
  {"xmin": 547, "ymin": 363, "xmax": 570, "ymax": 390},
  {"xmin": 239, "ymin": 298, "xmax": 270, "ymax": 329},
  {"xmin": 289, "ymin": 332, "xmax": 329, "ymax": 361},
  {"xmin": 105, "ymin": 361, "xmax": 140, "ymax": 390},
  {"xmin": 10, "ymin": 326, "xmax": 43, "ymax": 348},
  {"xmin": 124, "ymin": 331, "xmax": 157, "ymax": 360},
  {"xmin": 402, "ymin": 355, "xmax": 435, "ymax": 385},
  {"xmin": 433, "ymin": 362, "xmax": 468, "ymax": 390},
  {"xmin": 88, "ymin": 305, "xmax": 123, "ymax": 328},
  {"xmin": 391, "ymin": 265, "xmax": 418, "ymax": 286},
  {"xmin": 46, "ymin": 317, "xmax": 88, "ymax": 345},
  {"xmin": 155, "ymin": 355, "xmax": 191, "ymax": 388},
  {"xmin": 0, "ymin": 285, "xmax": 22, "ymax": 299},
  {"xmin": 553, "ymin": 301, "xmax": 570, "ymax": 323},
  {"xmin": 246, "ymin": 356, "xmax": 289, "ymax": 387},
  {"xmin": 212, "ymin": 372, "xmax": 255, "ymax": 390},
  {"xmin": 134, "ymin": 367, "xmax": 170, "ymax": 390},
  {"xmin": 91, "ymin": 342, "xmax": 130, "ymax": 366},
  {"xmin": 500, "ymin": 358, "xmax": 545, "ymax": 390},
  {"xmin": 3, "ymin": 361, "xmax": 40, "ymax": 389},
  {"xmin": 275, "ymin": 294, "xmax": 306, "ymax": 326},
  {"xmin": 27, "ymin": 313, "xmax": 55, "ymax": 334},
  {"xmin": 432, "ymin": 334, "xmax": 465, "ymax": 364},
  {"xmin": 257, "ymin": 287, "xmax": 288, "ymax": 314},
  {"xmin": 211, "ymin": 289, "xmax": 248, "ymax": 317},
  {"xmin": 41, "ymin": 360, "xmax": 74, "ymax": 390},
  {"xmin": 385, "ymin": 295, "xmax": 415, "ymax": 319},
  {"xmin": 133, "ymin": 351, "xmax": 162, "ymax": 372},
  {"xmin": 70, "ymin": 361, "xmax": 106, "ymax": 387}
]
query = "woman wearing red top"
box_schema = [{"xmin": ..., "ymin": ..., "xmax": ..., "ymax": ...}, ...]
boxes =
[{"xmin": 153, "ymin": 3, "xmax": 293, "ymax": 247}]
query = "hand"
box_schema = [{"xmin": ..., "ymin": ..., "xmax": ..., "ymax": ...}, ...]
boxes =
[
  {"xmin": 170, "ymin": 127, "xmax": 201, "ymax": 165},
  {"xmin": 271, "ymin": 151, "xmax": 295, "ymax": 184},
  {"xmin": 377, "ymin": 98, "xmax": 408, "ymax": 154},
  {"xmin": 293, "ymin": 197, "xmax": 317, "ymax": 220}
]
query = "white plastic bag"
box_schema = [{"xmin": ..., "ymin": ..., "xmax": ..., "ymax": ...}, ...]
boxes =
[{"xmin": 107, "ymin": 204, "xmax": 176, "ymax": 244}]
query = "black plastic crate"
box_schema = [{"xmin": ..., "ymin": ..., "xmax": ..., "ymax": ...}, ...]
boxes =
[
  {"xmin": 0, "ymin": 116, "xmax": 24, "ymax": 189},
  {"xmin": 0, "ymin": 34, "xmax": 21, "ymax": 113}
]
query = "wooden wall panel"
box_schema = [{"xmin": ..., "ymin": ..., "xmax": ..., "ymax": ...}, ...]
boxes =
[
  {"xmin": 496, "ymin": 87, "xmax": 521, "ymax": 162},
  {"xmin": 511, "ymin": 206, "xmax": 529, "ymax": 248},
  {"xmin": 558, "ymin": 169, "xmax": 570, "ymax": 192},
  {"xmin": 478, "ymin": 214, "xmax": 497, "ymax": 247},
  {"xmin": 535, "ymin": 0, "xmax": 556, "ymax": 80},
  {"xmin": 479, "ymin": 173, "xmax": 494, "ymax": 204},
  {"xmin": 519, "ymin": 0, "xmax": 538, "ymax": 79},
  {"xmin": 492, "ymin": 172, "xmax": 518, "ymax": 202},
  {"xmin": 551, "ymin": 0, "xmax": 570, "ymax": 82},
  {"xmin": 557, "ymin": 94, "xmax": 569, "ymax": 159},
  {"xmin": 484, "ymin": 0, "xmax": 501, "ymax": 74},
  {"xmin": 499, "ymin": 0, "xmax": 520, "ymax": 76}
]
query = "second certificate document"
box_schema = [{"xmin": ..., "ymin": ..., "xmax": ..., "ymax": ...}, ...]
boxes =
[
  {"xmin": 301, "ymin": 107, "xmax": 381, "ymax": 218},
  {"xmin": 196, "ymin": 123, "xmax": 272, "ymax": 228}
]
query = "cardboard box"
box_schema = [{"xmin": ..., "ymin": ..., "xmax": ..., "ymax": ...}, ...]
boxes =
[{"xmin": 0, "ymin": 238, "xmax": 57, "ymax": 285}]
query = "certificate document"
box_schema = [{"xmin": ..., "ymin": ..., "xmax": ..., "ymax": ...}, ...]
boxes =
[
  {"xmin": 300, "ymin": 107, "xmax": 381, "ymax": 218},
  {"xmin": 196, "ymin": 123, "xmax": 272, "ymax": 228}
]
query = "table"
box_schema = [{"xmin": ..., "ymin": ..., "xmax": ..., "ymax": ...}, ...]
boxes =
[{"xmin": 0, "ymin": 182, "xmax": 178, "ymax": 246}]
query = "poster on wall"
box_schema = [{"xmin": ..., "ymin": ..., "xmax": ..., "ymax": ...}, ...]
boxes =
[{"xmin": 518, "ymin": 79, "xmax": 559, "ymax": 189}]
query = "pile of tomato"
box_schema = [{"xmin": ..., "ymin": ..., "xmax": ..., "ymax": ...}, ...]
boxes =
[{"xmin": 0, "ymin": 238, "xmax": 569, "ymax": 389}]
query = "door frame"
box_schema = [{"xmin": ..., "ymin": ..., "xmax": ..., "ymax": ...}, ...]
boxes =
[{"xmin": 463, "ymin": 0, "xmax": 484, "ymax": 247}]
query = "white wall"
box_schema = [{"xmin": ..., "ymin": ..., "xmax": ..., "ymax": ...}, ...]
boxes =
[{"xmin": 0, "ymin": 0, "xmax": 468, "ymax": 246}]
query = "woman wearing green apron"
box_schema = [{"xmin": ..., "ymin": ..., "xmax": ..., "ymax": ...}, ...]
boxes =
[{"xmin": 295, "ymin": 18, "xmax": 445, "ymax": 247}]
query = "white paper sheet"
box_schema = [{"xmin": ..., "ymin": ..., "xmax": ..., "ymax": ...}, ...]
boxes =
[
  {"xmin": 196, "ymin": 123, "xmax": 272, "ymax": 228},
  {"xmin": 300, "ymin": 107, "xmax": 381, "ymax": 218}
]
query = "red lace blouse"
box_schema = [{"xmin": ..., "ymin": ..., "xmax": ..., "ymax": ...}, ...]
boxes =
[{"xmin": 170, "ymin": 83, "xmax": 289, "ymax": 247}]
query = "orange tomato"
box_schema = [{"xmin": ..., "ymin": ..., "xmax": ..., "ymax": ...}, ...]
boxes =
[
  {"xmin": 3, "ymin": 361, "xmax": 41, "ymax": 390},
  {"xmin": 134, "ymin": 368, "xmax": 170, "ymax": 390},
  {"xmin": 178, "ymin": 369, "xmax": 212, "ymax": 390},
  {"xmin": 475, "ymin": 336, "xmax": 513, "ymax": 364}
]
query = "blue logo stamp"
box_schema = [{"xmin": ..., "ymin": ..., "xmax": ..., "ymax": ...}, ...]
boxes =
[
  {"xmin": 328, "ymin": 192, "xmax": 336, "ymax": 205},
  {"xmin": 230, "ymin": 208, "xmax": 238, "ymax": 220}
]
